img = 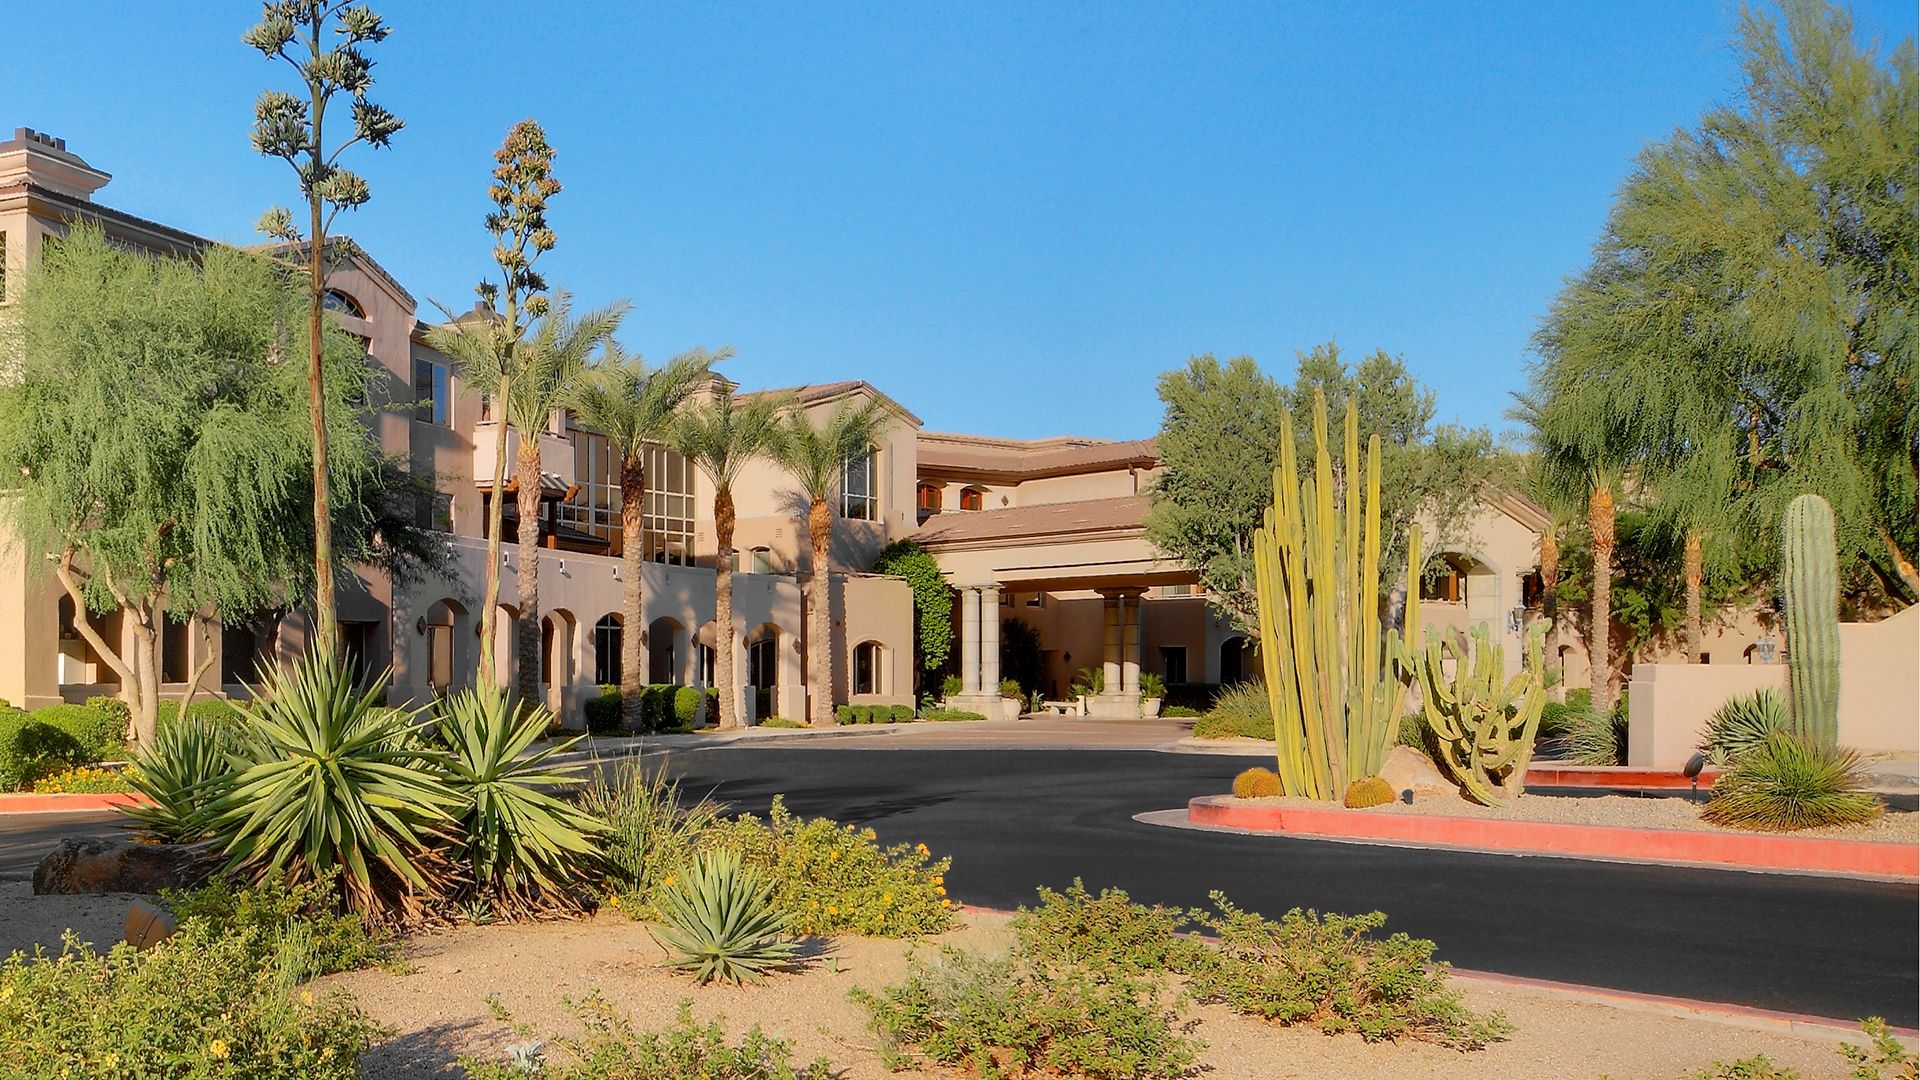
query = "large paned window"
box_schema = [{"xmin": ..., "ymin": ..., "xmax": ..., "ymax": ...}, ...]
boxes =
[
  {"xmin": 413, "ymin": 358, "xmax": 450, "ymax": 425},
  {"xmin": 560, "ymin": 430, "xmax": 620, "ymax": 543},
  {"xmin": 561, "ymin": 434, "xmax": 696, "ymax": 562},
  {"xmin": 640, "ymin": 444, "xmax": 696, "ymax": 563},
  {"xmin": 841, "ymin": 448, "xmax": 877, "ymax": 521}
]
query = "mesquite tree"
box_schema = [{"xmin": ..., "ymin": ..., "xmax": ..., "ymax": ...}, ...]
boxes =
[
  {"xmin": 245, "ymin": 1, "xmax": 404, "ymax": 660},
  {"xmin": 423, "ymin": 120, "xmax": 563, "ymax": 691}
]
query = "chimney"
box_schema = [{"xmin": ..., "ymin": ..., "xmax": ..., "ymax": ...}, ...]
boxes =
[{"xmin": 0, "ymin": 127, "xmax": 112, "ymax": 201}]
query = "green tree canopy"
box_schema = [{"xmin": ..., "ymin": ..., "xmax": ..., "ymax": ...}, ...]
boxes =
[
  {"xmin": 1147, "ymin": 345, "xmax": 1504, "ymax": 625},
  {"xmin": 0, "ymin": 226, "xmax": 406, "ymax": 743}
]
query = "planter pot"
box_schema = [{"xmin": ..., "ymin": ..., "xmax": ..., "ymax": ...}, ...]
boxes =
[{"xmin": 1141, "ymin": 697, "xmax": 1163, "ymax": 718}]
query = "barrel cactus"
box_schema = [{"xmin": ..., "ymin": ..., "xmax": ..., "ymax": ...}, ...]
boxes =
[
  {"xmin": 1343, "ymin": 776, "xmax": 1396, "ymax": 808},
  {"xmin": 1232, "ymin": 767, "xmax": 1282, "ymax": 799},
  {"xmin": 1409, "ymin": 619, "xmax": 1550, "ymax": 806},
  {"xmin": 1781, "ymin": 494, "xmax": 1839, "ymax": 746}
]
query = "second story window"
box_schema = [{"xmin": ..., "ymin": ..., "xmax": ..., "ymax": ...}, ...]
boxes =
[
  {"xmin": 413, "ymin": 358, "xmax": 450, "ymax": 425},
  {"xmin": 841, "ymin": 448, "xmax": 877, "ymax": 521},
  {"xmin": 323, "ymin": 289, "xmax": 364, "ymax": 318},
  {"xmin": 960, "ymin": 486, "xmax": 984, "ymax": 512},
  {"xmin": 916, "ymin": 482, "xmax": 942, "ymax": 515}
]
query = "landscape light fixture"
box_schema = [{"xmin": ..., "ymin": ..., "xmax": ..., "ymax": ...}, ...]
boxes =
[{"xmin": 1683, "ymin": 751, "xmax": 1708, "ymax": 799}]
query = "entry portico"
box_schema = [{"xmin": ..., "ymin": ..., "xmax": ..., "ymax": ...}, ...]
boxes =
[{"xmin": 917, "ymin": 496, "xmax": 1198, "ymax": 718}]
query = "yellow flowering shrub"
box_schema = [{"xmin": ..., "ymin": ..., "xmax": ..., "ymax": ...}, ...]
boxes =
[
  {"xmin": 694, "ymin": 797, "xmax": 955, "ymax": 938},
  {"xmin": 31, "ymin": 765, "xmax": 137, "ymax": 794}
]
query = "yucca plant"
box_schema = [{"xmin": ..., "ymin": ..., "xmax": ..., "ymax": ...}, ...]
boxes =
[
  {"xmin": 121, "ymin": 714, "xmax": 248, "ymax": 841},
  {"xmin": 1702, "ymin": 733, "xmax": 1884, "ymax": 832},
  {"xmin": 435, "ymin": 688, "xmax": 609, "ymax": 916},
  {"xmin": 1698, "ymin": 688, "xmax": 1791, "ymax": 766},
  {"xmin": 197, "ymin": 650, "xmax": 463, "ymax": 924},
  {"xmin": 652, "ymin": 848, "xmax": 797, "ymax": 984}
]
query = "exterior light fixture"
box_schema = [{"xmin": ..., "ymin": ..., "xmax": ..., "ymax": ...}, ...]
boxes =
[
  {"xmin": 1755, "ymin": 634, "xmax": 1778, "ymax": 665},
  {"xmin": 1507, "ymin": 606, "xmax": 1525, "ymax": 634},
  {"xmin": 1683, "ymin": 751, "xmax": 1707, "ymax": 798}
]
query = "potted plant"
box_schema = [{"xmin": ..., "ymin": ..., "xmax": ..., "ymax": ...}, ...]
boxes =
[{"xmin": 1140, "ymin": 673, "xmax": 1166, "ymax": 718}]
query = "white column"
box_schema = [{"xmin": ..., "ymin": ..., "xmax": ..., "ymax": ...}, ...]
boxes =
[
  {"xmin": 960, "ymin": 587, "xmax": 982, "ymax": 695},
  {"xmin": 1121, "ymin": 591, "xmax": 1142, "ymax": 694},
  {"xmin": 981, "ymin": 585, "xmax": 1002, "ymax": 694},
  {"xmin": 1101, "ymin": 592, "xmax": 1122, "ymax": 694}
]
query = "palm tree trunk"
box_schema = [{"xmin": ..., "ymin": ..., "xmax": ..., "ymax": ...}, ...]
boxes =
[
  {"xmin": 307, "ymin": 210, "xmax": 338, "ymax": 660},
  {"xmin": 807, "ymin": 497, "xmax": 834, "ymax": 728},
  {"xmin": 478, "ymin": 376, "xmax": 511, "ymax": 689},
  {"xmin": 514, "ymin": 439, "xmax": 544, "ymax": 710},
  {"xmin": 714, "ymin": 487, "xmax": 741, "ymax": 730},
  {"xmin": 1683, "ymin": 529, "xmax": 1703, "ymax": 664},
  {"xmin": 619, "ymin": 455, "xmax": 646, "ymax": 731},
  {"xmin": 1589, "ymin": 483, "xmax": 1615, "ymax": 715}
]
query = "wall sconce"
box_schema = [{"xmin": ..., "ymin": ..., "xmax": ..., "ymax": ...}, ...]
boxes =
[
  {"xmin": 558, "ymin": 559, "xmax": 570, "ymax": 578},
  {"xmin": 1507, "ymin": 607, "xmax": 1525, "ymax": 634},
  {"xmin": 415, "ymin": 616, "xmax": 427, "ymax": 636},
  {"xmin": 1755, "ymin": 634, "xmax": 1778, "ymax": 665},
  {"xmin": 611, "ymin": 565, "xmax": 621, "ymax": 582}
]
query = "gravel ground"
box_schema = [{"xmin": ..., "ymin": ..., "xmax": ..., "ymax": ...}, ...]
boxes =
[
  {"xmin": 0, "ymin": 881, "xmax": 138, "ymax": 958},
  {"xmin": 324, "ymin": 909, "xmax": 1886, "ymax": 1080},
  {"xmin": 1236, "ymin": 792, "xmax": 1919, "ymax": 843}
]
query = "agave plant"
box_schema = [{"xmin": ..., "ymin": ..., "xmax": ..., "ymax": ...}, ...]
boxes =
[
  {"xmin": 653, "ymin": 848, "xmax": 797, "ymax": 984},
  {"xmin": 121, "ymin": 714, "xmax": 249, "ymax": 841},
  {"xmin": 197, "ymin": 650, "xmax": 463, "ymax": 924},
  {"xmin": 1698, "ymin": 688, "xmax": 1790, "ymax": 766},
  {"xmin": 435, "ymin": 688, "xmax": 609, "ymax": 916},
  {"xmin": 1702, "ymin": 732, "xmax": 1884, "ymax": 832}
]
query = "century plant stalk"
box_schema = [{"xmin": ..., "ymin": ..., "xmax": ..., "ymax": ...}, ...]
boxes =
[{"xmin": 245, "ymin": 2, "xmax": 404, "ymax": 658}]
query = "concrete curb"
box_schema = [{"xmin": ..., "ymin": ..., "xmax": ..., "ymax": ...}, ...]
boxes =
[
  {"xmin": 1179, "ymin": 797, "xmax": 1919, "ymax": 881},
  {"xmin": 0, "ymin": 792, "xmax": 150, "ymax": 815}
]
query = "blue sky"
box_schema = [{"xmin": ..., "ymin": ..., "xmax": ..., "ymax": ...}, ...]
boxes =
[{"xmin": 5, "ymin": 2, "xmax": 1911, "ymax": 441}]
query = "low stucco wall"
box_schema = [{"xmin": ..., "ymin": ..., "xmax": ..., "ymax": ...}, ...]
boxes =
[{"xmin": 1627, "ymin": 606, "xmax": 1919, "ymax": 767}]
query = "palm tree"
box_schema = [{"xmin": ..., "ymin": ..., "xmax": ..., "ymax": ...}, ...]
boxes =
[
  {"xmin": 672, "ymin": 386, "xmax": 787, "ymax": 730},
  {"xmin": 570, "ymin": 344, "xmax": 722, "ymax": 730},
  {"xmin": 486, "ymin": 295, "xmax": 627, "ymax": 705},
  {"xmin": 770, "ymin": 399, "xmax": 896, "ymax": 728}
]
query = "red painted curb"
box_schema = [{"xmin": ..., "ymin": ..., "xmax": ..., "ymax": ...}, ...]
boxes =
[
  {"xmin": 1524, "ymin": 765, "xmax": 1722, "ymax": 790},
  {"xmin": 0, "ymin": 792, "xmax": 150, "ymax": 814},
  {"xmin": 1189, "ymin": 795, "xmax": 1918, "ymax": 879}
]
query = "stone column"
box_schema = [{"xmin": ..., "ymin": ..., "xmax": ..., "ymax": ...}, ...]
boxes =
[
  {"xmin": 981, "ymin": 585, "xmax": 1002, "ymax": 696},
  {"xmin": 1121, "ymin": 590, "xmax": 1143, "ymax": 694},
  {"xmin": 1101, "ymin": 591, "xmax": 1122, "ymax": 694},
  {"xmin": 960, "ymin": 586, "xmax": 982, "ymax": 695}
]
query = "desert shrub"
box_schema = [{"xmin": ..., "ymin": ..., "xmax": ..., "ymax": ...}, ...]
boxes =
[
  {"xmin": 1536, "ymin": 698, "xmax": 1582, "ymax": 740},
  {"xmin": 0, "ymin": 709, "xmax": 87, "ymax": 791},
  {"xmin": 464, "ymin": 998, "xmax": 830, "ymax": 1080},
  {"xmin": 435, "ymin": 688, "xmax": 608, "ymax": 916},
  {"xmin": 1163, "ymin": 705, "xmax": 1201, "ymax": 718},
  {"xmin": 1192, "ymin": 682, "xmax": 1272, "ymax": 740},
  {"xmin": 642, "ymin": 684, "xmax": 680, "ymax": 730},
  {"xmin": 891, "ymin": 703, "xmax": 915, "ymax": 723},
  {"xmin": 1699, "ymin": 688, "xmax": 1791, "ymax": 766},
  {"xmin": 1344, "ymin": 776, "xmax": 1396, "ymax": 808},
  {"xmin": 122, "ymin": 712, "xmax": 244, "ymax": 841},
  {"xmin": 922, "ymin": 708, "xmax": 986, "ymax": 722},
  {"xmin": 0, "ymin": 920, "xmax": 384, "ymax": 1078},
  {"xmin": 31, "ymin": 765, "xmax": 136, "ymax": 794},
  {"xmin": 694, "ymin": 796, "xmax": 954, "ymax": 937},
  {"xmin": 835, "ymin": 705, "xmax": 855, "ymax": 724},
  {"xmin": 156, "ymin": 697, "xmax": 250, "ymax": 736},
  {"xmin": 1841, "ymin": 1017, "xmax": 1917, "ymax": 1080},
  {"xmin": 1702, "ymin": 733, "xmax": 1884, "ymax": 832},
  {"xmin": 654, "ymin": 849, "xmax": 797, "ymax": 985},
  {"xmin": 161, "ymin": 870, "xmax": 393, "ymax": 976},
  {"xmin": 1232, "ymin": 766, "xmax": 1281, "ymax": 799},
  {"xmin": 584, "ymin": 685, "xmax": 624, "ymax": 733},
  {"xmin": 853, "ymin": 946, "xmax": 1200, "ymax": 1080},
  {"xmin": 1689, "ymin": 1057, "xmax": 1801, "ymax": 1079},
  {"xmin": 1187, "ymin": 893, "xmax": 1510, "ymax": 1048},
  {"xmin": 1070, "ymin": 666, "xmax": 1105, "ymax": 697},
  {"xmin": 1013, "ymin": 880, "xmax": 1203, "ymax": 975},
  {"xmin": 582, "ymin": 759, "xmax": 720, "ymax": 915},
  {"xmin": 1561, "ymin": 705, "xmax": 1627, "ymax": 766},
  {"xmin": 673, "ymin": 686, "xmax": 706, "ymax": 728},
  {"xmin": 32, "ymin": 702, "xmax": 126, "ymax": 763},
  {"xmin": 82, "ymin": 695, "xmax": 133, "ymax": 745},
  {"xmin": 760, "ymin": 716, "xmax": 807, "ymax": 728}
]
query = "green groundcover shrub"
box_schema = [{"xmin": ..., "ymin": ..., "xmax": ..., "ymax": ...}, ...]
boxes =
[
  {"xmin": 161, "ymin": 872, "xmax": 395, "ymax": 977},
  {"xmin": 585, "ymin": 684, "xmax": 716, "ymax": 734},
  {"xmin": 1669, "ymin": 1019, "xmax": 1916, "ymax": 1080},
  {"xmin": 0, "ymin": 921, "xmax": 385, "ymax": 1078},
  {"xmin": 463, "ymin": 998, "xmax": 830, "ymax": 1080},
  {"xmin": 920, "ymin": 708, "xmax": 986, "ymax": 722},
  {"xmin": 0, "ymin": 694, "xmax": 138, "ymax": 790},
  {"xmin": 836, "ymin": 704, "xmax": 914, "ymax": 725}
]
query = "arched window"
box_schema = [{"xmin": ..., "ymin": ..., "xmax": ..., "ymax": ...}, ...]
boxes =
[
  {"xmin": 593, "ymin": 614, "xmax": 622, "ymax": 686},
  {"xmin": 1419, "ymin": 554, "xmax": 1472, "ymax": 602},
  {"xmin": 959, "ymin": 487, "xmax": 985, "ymax": 512},
  {"xmin": 853, "ymin": 641, "xmax": 883, "ymax": 695},
  {"xmin": 916, "ymin": 482, "xmax": 942, "ymax": 516},
  {"xmin": 322, "ymin": 289, "xmax": 364, "ymax": 318},
  {"xmin": 749, "ymin": 547, "xmax": 774, "ymax": 574}
]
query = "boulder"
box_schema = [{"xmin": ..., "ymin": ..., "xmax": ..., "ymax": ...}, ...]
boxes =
[
  {"xmin": 123, "ymin": 897, "xmax": 179, "ymax": 950},
  {"xmin": 1378, "ymin": 746, "xmax": 1460, "ymax": 800},
  {"xmin": 32, "ymin": 837, "xmax": 212, "ymax": 896}
]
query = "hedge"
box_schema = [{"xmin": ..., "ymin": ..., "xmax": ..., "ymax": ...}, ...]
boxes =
[
  {"xmin": 584, "ymin": 684, "xmax": 718, "ymax": 734},
  {"xmin": 0, "ymin": 709, "xmax": 87, "ymax": 791},
  {"xmin": 921, "ymin": 708, "xmax": 987, "ymax": 722}
]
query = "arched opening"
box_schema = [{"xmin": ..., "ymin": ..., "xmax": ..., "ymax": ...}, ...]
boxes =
[
  {"xmin": 959, "ymin": 486, "xmax": 985, "ymax": 512},
  {"xmin": 1218, "ymin": 637, "xmax": 1248, "ymax": 686},
  {"xmin": 647, "ymin": 617, "xmax": 687, "ymax": 685},
  {"xmin": 852, "ymin": 640, "xmax": 885, "ymax": 696},
  {"xmin": 56, "ymin": 595, "xmax": 119, "ymax": 688},
  {"xmin": 745, "ymin": 624, "xmax": 781, "ymax": 722},
  {"xmin": 916, "ymin": 482, "xmax": 942, "ymax": 520},
  {"xmin": 542, "ymin": 609, "xmax": 577, "ymax": 712},
  {"xmin": 322, "ymin": 289, "xmax": 364, "ymax": 318},
  {"xmin": 1419, "ymin": 553, "xmax": 1477, "ymax": 603},
  {"xmin": 423, "ymin": 599, "xmax": 467, "ymax": 695},
  {"xmin": 593, "ymin": 613, "xmax": 623, "ymax": 687},
  {"xmin": 746, "ymin": 546, "xmax": 773, "ymax": 574},
  {"xmin": 694, "ymin": 622, "xmax": 718, "ymax": 689}
]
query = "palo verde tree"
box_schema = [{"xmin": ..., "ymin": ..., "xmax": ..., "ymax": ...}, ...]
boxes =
[
  {"xmin": 245, "ymin": 0, "xmax": 404, "ymax": 660},
  {"xmin": 771, "ymin": 399, "xmax": 896, "ymax": 728},
  {"xmin": 0, "ymin": 227, "xmax": 392, "ymax": 746},
  {"xmin": 1147, "ymin": 346, "xmax": 1503, "ymax": 627},
  {"xmin": 672, "ymin": 387, "xmax": 787, "ymax": 729},
  {"xmin": 423, "ymin": 119, "xmax": 564, "ymax": 691},
  {"xmin": 571, "ymin": 343, "xmax": 721, "ymax": 729},
  {"xmin": 871, "ymin": 539, "xmax": 954, "ymax": 696}
]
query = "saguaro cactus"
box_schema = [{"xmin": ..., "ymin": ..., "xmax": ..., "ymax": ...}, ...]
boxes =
[
  {"xmin": 1410, "ymin": 620, "xmax": 1550, "ymax": 806},
  {"xmin": 1252, "ymin": 390, "xmax": 1421, "ymax": 801},
  {"xmin": 1781, "ymin": 493, "xmax": 1839, "ymax": 746}
]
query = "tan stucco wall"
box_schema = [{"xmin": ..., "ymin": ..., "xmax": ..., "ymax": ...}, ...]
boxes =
[{"xmin": 838, "ymin": 574, "xmax": 915, "ymax": 706}]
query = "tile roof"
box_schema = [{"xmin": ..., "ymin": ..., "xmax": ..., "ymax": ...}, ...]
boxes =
[
  {"xmin": 913, "ymin": 495, "xmax": 1149, "ymax": 546},
  {"xmin": 914, "ymin": 432, "xmax": 1159, "ymax": 478},
  {"xmin": 739, "ymin": 379, "xmax": 924, "ymax": 425}
]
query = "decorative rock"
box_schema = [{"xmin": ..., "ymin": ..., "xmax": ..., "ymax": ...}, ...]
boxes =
[
  {"xmin": 1378, "ymin": 746, "xmax": 1459, "ymax": 799},
  {"xmin": 32, "ymin": 837, "xmax": 212, "ymax": 896},
  {"xmin": 123, "ymin": 897, "xmax": 179, "ymax": 950}
]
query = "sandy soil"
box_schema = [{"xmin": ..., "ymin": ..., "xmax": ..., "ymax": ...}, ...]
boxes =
[
  {"xmin": 0, "ymin": 881, "xmax": 139, "ymax": 958},
  {"xmin": 1236, "ymin": 792, "xmax": 1918, "ymax": 843},
  {"xmin": 323, "ymin": 909, "xmax": 1883, "ymax": 1080}
]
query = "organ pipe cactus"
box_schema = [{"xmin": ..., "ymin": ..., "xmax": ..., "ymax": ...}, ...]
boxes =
[
  {"xmin": 1410, "ymin": 620, "xmax": 1551, "ymax": 806},
  {"xmin": 1252, "ymin": 390, "xmax": 1421, "ymax": 800},
  {"xmin": 1781, "ymin": 494, "xmax": 1839, "ymax": 746}
]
